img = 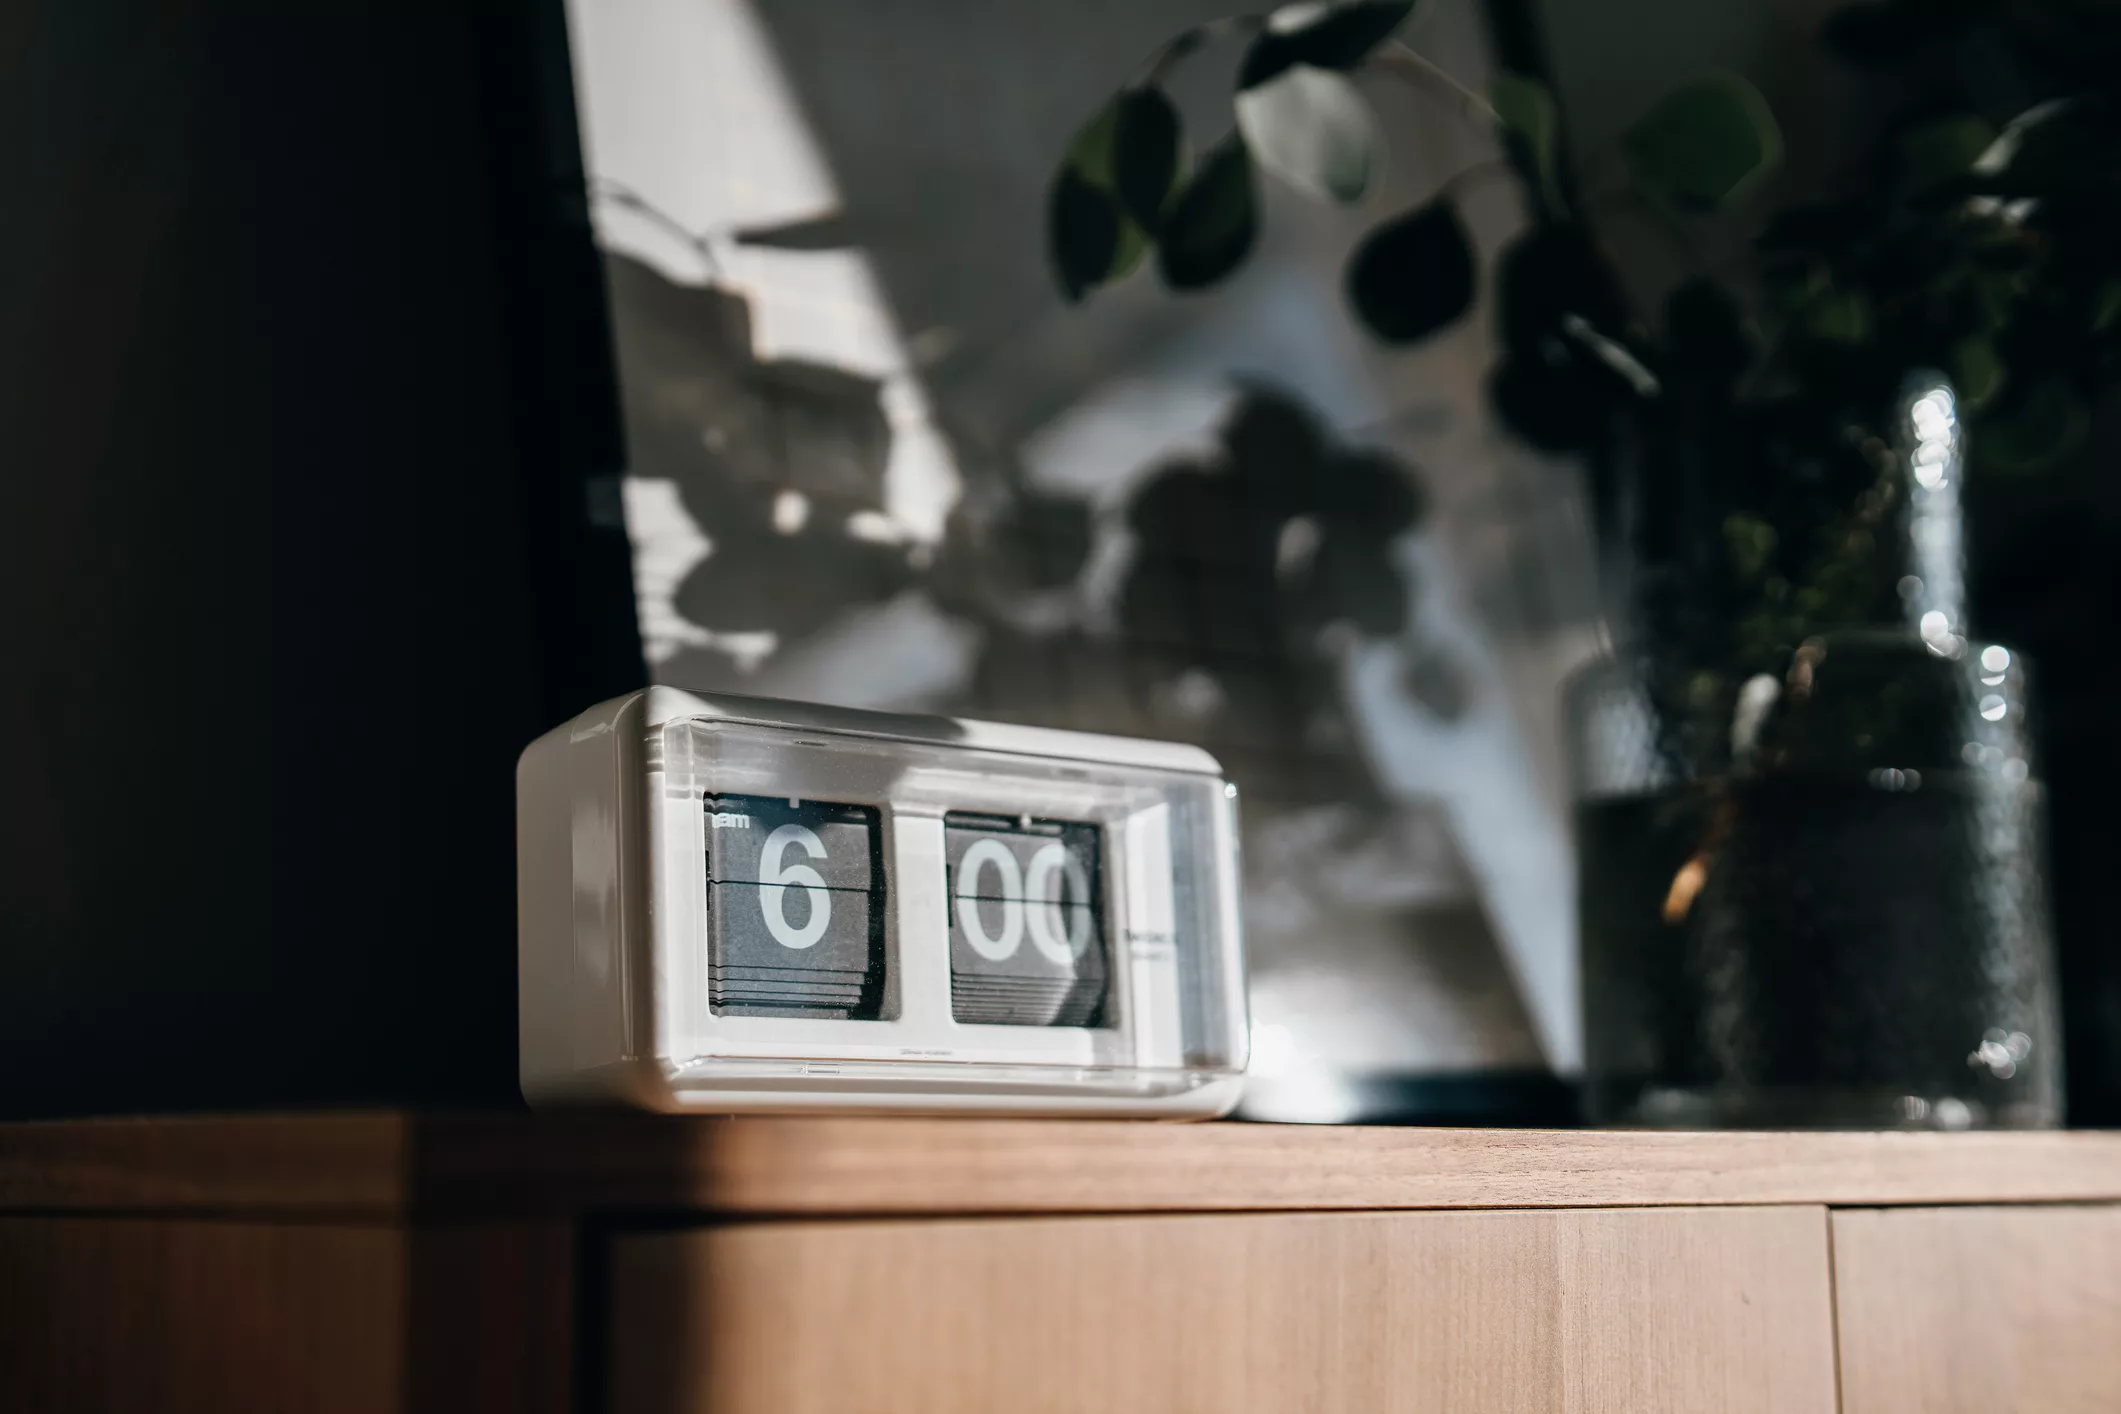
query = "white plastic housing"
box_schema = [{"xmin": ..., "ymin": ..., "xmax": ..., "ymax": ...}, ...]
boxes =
[{"xmin": 518, "ymin": 687, "xmax": 1248, "ymax": 1116}]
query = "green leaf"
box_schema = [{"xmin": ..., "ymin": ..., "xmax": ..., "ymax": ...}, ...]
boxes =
[
  {"xmin": 2093, "ymin": 278, "xmax": 2121, "ymax": 332},
  {"xmin": 1894, "ymin": 114, "xmax": 1995, "ymax": 194},
  {"xmin": 1978, "ymin": 376, "xmax": 2088, "ymax": 473},
  {"xmin": 1239, "ymin": 2, "xmax": 1415, "ymax": 89},
  {"xmin": 1050, "ymin": 94, "xmax": 1162, "ymax": 299},
  {"xmin": 1723, "ymin": 514, "xmax": 1777, "ymax": 580},
  {"xmin": 1623, "ymin": 72, "xmax": 1783, "ymax": 211},
  {"xmin": 1487, "ymin": 355, "xmax": 1608, "ymax": 452},
  {"xmin": 1064, "ymin": 98, "xmax": 1125, "ymax": 188},
  {"xmin": 1494, "ymin": 224, "xmax": 1630, "ymax": 357},
  {"xmin": 1048, "ymin": 168, "xmax": 1124, "ymax": 302},
  {"xmin": 1802, "ymin": 285, "xmax": 1871, "ymax": 344},
  {"xmin": 1111, "ymin": 216, "xmax": 1149, "ymax": 283},
  {"xmin": 1665, "ymin": 278, "xmax": 1753, "ymax": 379},
  {"xmin": 1113, "ymin": 87, "xmax": 1184, "ymax": 231},
  {"xmin": 1234, "ymin": 64, "xmax": 1378, "ymax": 203},
  {"xmin": 1951, "ymin": 336, "xmax": 2005, "ymax": 410},
  {"xmin": 1969, "ymin": 270, "xmax": 2020, "ymax": 332},
  {"xmin": 1492, "ymin": 71, "xmax": 1564, "ymax": 218},
  {"xmin": 1345, "ymin": 199, "xmax": 1476, "ymax": 343},
  {"xmin": 1157, "ymin": 136, "xmax": 1259, "ymax": 291},
  {"xmin": 1818, "ymin": 3, "xmax": 1939, "ymax": 65}
]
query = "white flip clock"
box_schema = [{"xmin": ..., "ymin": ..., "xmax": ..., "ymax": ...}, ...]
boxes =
[{"xmin": 517, "ymin": 688, "xmax": 1248, "ymax": 1116}]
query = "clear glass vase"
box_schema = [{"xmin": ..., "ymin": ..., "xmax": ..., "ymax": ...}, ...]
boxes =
[{"xmin": 1569, "ymin": 631, "xmax": 2064, "ymax": 1129}]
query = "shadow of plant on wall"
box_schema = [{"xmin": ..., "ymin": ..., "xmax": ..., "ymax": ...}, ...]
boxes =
[{"xmin": 604, "ymin": 235, "xmax": 1439, "ymax": 808}]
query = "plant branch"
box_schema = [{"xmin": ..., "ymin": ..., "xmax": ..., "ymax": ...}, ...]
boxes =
[
  {"xmin": 1436, "ymin": 157, "xmax": 1515, "ymax": 205},
  {"xmin": 1139, "ymin": 14, "xmax": 1267, "ymax": 87},
  {"xmin": 1370, "ymin": 41, "xmax": 1500, "ymax": 127}
]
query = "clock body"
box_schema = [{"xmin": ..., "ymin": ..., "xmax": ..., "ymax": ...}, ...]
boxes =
[{"xmin": 517, "ymin": 688, "xmax": 1247, "ymax": 1115}]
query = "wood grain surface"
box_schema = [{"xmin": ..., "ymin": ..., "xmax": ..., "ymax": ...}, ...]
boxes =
[
  {"xmin": 0, "ymin": 1217, "xmax": 576, "ymax": 1414},
  {"xmin": 1833, "ymin": 1204, "xmax": 2121, "ymax": 1414},
  {"xmin": 5, "ymin": 1112, "xmax": 2121, "ymax": 1217},
  {"xmin": 605, "ymin": 1205, "xmax": 1839, "ymax": 1414},
  {"xmin": 0, "ymin": 1216, "xmax": 406, "ymax": 1414}
]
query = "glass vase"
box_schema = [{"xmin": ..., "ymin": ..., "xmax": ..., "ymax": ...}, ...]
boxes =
[{"xmin": 1569, "ymin": 631, "xmax": 2064, "ymax": 1129}]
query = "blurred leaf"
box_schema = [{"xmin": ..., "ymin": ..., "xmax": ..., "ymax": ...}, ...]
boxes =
[
  {"xmin": 1754, "ymin": 201, "xmax": 1868, "ymax": 258},
  {"xmin": 1894, "ymin": 114, "xmax": 1995, "ymax": 193},
  {"xmin": 1818, "ymin": 3, "xmax": 1934, "ymax": 64},
  {"xmin": 1235, "ymin": 65, "xmax": 1378, "ymax": 202},
  {"xmin": 1317, "ymin": 447, "xmax": 1427, "ymax": 533},
  {"xmin": 1050, "ymin": 95, "xmax": 1159, "ymax": 299},
  {"xmin": 1495, "ymin": 224, "xmax": 1631, "ymax": 356},
  {"xmin": 1157, "ymin": 136, "xmax": 1259, "ymax": 290},
  {"xmin": 928, "ymin": 487, "xmax": 1100, "ymax": 614},
  {"xmin": 1665, "ymin": 278, "xmax": 1754, "ymax": 379},
  {"xmin": 2096, "ymin": 278, "xmax": 2121, "ymax": 332},
  {"xmin": 1972, "ymin": 98, "xmax": 2074, "ymax": 181},
  {"xmin": 1998, "ymin": 99, "xmax": 2103, "ymax": 195},
  {"xmin": 1723, "ymin": 514, "xmax": 1777, "ymax": 580},
  {"xmin": 1623, "ymin": 72, "xmax": 1783, "ymax": 211},
  {"xmin": 1968, "ymin": 231, "xmax": 2036, "ymax": 274},
  {"xmin": 1345, "ymin": 199, "xmax": 1475, "ymax": 343},
  {"xmin": 1049, "ymin": 168, "xmax": 1122, "ymax": 302},
  {"xmin": 1065, "ymin": 97, "xmax": 1125, "ymax": 187},
  {"xmin": 1223, "ymin": 388, "xmax": 1334, "ymax": 515},
  {"xmin": 1978, "ymin": 376, "xmax": 2088, "ymax": 472},
  {"xmin": 1113, "ymin": 87, "xmax": 1184, "ymax": 230},
  {"xmin": 1492, "ymin": 71, "xmax": 1564, "ymax": 217},
  {"xmin": 1802, "ymin": 286, "xmax": 1871, "ymax": 344},
  {"xmin": 1288, "ymin": 526, "xmax": 1408, "ymax": 637},
  {"xmin": 1970, "ymin": 271, "xmax": 2019, "ymax": 332},
  {"xmin": 1951, "ymin": 336, "xmax": 2005, "ymax": 410},
  {"xmin": 1486, "ymin": 356, "xmax": 1607, "ymax": 452},
  {"xmin": 1110, "ymin": 218, "xmax": 1149, "ymax": 283},
  {"xmin": 1239, "ymin": 1, "xmax": 1415, "ymax": 89}
]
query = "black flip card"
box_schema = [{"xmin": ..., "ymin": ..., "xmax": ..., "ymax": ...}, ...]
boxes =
[
  {"xmin": 705, "ymin": 794, "xmax": 885, "ymax": 1018},
  {"xmin": 945, "ymin": 813, "xmax": 1109, "ymax": 1028}
]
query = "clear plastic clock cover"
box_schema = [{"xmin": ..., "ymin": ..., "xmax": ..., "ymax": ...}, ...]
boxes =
[{"xmin": 518, "ymin": 687, "xmax": 1248, "ymax": 1115}]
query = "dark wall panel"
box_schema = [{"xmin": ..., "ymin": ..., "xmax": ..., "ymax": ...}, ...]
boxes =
[{"xmin": 0, "ymin": 2, "xmax": 640, "ymax": 1116}]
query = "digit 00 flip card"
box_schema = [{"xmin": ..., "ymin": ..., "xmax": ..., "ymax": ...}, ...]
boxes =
[
  {"xmin": 704, "ymin": 795, "xmax": 886, "ymax": 1019},
  {"xmin": 945, "ymin": 813, "xmax": 1108, "ymax": 1028}
]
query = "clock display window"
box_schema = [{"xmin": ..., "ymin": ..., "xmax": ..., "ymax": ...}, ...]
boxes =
[{"xmin": 945, "ymin": 812, "xmax": 1109, "ymax": 1028}]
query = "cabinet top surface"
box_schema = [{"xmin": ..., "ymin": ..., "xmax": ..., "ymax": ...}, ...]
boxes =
[{"xmin": 3, "ymin": 1113, "xmax": 2119, "ymax": 1219}]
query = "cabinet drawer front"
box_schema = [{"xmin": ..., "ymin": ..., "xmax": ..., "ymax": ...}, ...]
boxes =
[
  {"xmin": 607, "ymin": 1206, "xmax": 1836, "ymax": 1414},
  {"xmin": 1833, "ymin": 1205, "xmax": 2121, "ymax": 1414}
]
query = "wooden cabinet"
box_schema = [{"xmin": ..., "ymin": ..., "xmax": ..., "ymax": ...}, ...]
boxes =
[
  {"xmin": 1, "ymin": 1115, "xmax": 2118, "ymax": 1413},
  {"xmin": 1833, "ymin": 1205, "xmax": 2121, "ymax": 1414},
  {"xmin": 608, "ymin": 1207, "xmax": 1838, "ymax": 1414}
]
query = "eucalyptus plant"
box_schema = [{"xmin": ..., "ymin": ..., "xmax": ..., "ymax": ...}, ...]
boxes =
[
  {"xmin": 1048, "ymin": 0, "xmax": 2121, "ymax": 777},
  {"xmin": 1048, "ymin": 2, "xmax": 1776, "ymax": 348}
]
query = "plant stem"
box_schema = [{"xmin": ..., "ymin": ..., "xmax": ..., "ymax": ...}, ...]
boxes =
[
  {"xmin": 1371, "ymin": 41, "xmax": 1500, "ymax": 127},
  {"xmin": 1436, "ymin": 157, "xmax": 1515, "ymax": 204},
  {"xmin": 1139, "ymin": 14, "xmax": 1267, "ymax": 87}
]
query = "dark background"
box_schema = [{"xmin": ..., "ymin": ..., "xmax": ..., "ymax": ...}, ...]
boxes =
[
  {"xmin": 4, "ymin": 0, "xmax": 2117, "ymax": 1124},
  {"xmin": 0, "ymin": 1, "xmax": 642, "ymax": 1116}
]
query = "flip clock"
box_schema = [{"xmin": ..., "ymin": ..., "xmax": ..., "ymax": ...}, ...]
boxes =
[{"xmin": 517, "ymin": 688, "xmax": 1247, "ymax": 1115}]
